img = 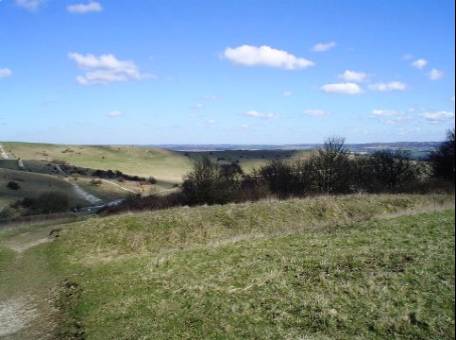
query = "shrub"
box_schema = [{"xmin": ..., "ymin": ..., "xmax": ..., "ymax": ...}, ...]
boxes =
[
  {"xmin": 182, "ymin": 157, "xmax": 242, "ymax": 205},
  {"xmin": 429, "ymin": 129, "xmax": 455, "ymax": 182},
  {"xmin": 6, "ymin": 181, "xmax": 20, "ymax": 190},
  {"xmin": 18, "ymin": 192, "xmax": 70, "ymax": 215},
  {"xmin": 308, "ymin": 137, "xmax": 353, "ymax": 194},
  {"xmin": 362, "ymin": 150, "xmax": 420, "ymax": 192}
]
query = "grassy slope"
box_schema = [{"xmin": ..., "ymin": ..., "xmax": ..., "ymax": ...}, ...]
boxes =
[
  {"xmin": 0, "ymin": 168, "xmax": 87, "ymax": 208},
  {"xmin": 46, "ymin": 194, "xmax": 454, "ymax": 339},
  {"xmin": 3, "ymin": 142, "xmax": 192, "ymax": 183},
  {"xmin": 2, "ymin": 142, "xmax": 311, "ymax": 182}
]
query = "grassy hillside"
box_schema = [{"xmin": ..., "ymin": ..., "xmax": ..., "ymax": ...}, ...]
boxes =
[
  {"xmin": 2, "ymin": 142, "xmax": 192, "ymax": 183},
  {"xmin": 1, "ymin": 194, "xmax": 453, "ymax": 338},
  {"xmin": 2, "ymin": 142, "xmax": 311, "ymax": 183},
  {"xmin": 0, "ymin": 168, "xmax": 87, "ymax": 209},
  {"xmin": 32, "ymin": 194, "xmax": 452, "ymax": 339}
]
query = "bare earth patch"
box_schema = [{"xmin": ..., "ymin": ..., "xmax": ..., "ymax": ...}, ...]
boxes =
[{"xmin": 0, "ymin": 297, "xmax": 37, "ymax": 337}]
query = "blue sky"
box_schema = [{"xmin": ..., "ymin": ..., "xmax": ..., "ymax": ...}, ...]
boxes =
[{"xmin": 0, "ymin": 0, "xmax": 454, "ymax": 144}]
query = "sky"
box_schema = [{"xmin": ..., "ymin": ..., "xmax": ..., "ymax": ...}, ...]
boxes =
[{"xmin": 0, "ymin": 0, "xmax": 455, "ymax": 145}]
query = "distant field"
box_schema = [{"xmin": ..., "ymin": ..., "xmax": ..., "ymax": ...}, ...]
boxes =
[{"xmin": 2, "ymin": 142, "xmax": 311, "ymax": 183}]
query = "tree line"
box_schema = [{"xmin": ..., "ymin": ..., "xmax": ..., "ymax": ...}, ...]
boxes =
[{"xmin": 106, "ymin": 130, "xmax": 454, "ymax": 213}]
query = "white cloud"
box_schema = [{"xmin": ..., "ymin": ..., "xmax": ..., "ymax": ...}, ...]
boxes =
[
  {"xmin": 67, "ymin": 1, "xmax": 102, "ymax": 14},
  {"xmin": 411, "ymin": 58, "xmax": 428, "ymax": 69},
  {"xmin": 372, "ymin": 109, "xmax": 409, "ymax": 125},
  {"xmin": 15, "ymin": 0, "xmax": 43, "ymax": 11},
  {"xmin": 312, "ymin": 41, "xmax": 336, "ymax": 52},
  {"xmin": 421, "ymin": 111, "xmax": 454, "ymax": 122},
  {"xmin": 371, "ymin": 109, "xmax": 402, "ymax": 117},
  {"xmin": 223, "ymin": 45, "xmax": 314, "ymax": 70},
  {"xmin": 428, "ymin": 68, "xmax": 444, "ymax": 80},
  {"xmin": 107, "ymin": 111, "xmax": 123, "ymax": 117},
  {"xmin": 369, "ymin": 81, "xmax": 406, "ymax": 92},
  {"xmin": 321, "ymin": 82, "xmax": 362, "ymax": 95},
  {"xmin": 304, "ymin": 109, "xmax": 328, "ymax": 117},
  {"xmin": 0, "ymin": 68, "xmax": 12, "ymax": 78},
  {"xmin": 68, "ymin": 52, "xmax": 149, "ymax": 85},
  {"xmin": 207, "ymin": 119, "xmax": 216, "ymax": 124},
  {"xmin": 339, "ymin": 70, "xmax": 368, "ymax": 83},
  {"xmin": 244, "ymin": 110, "xmax": 276, "ymax": 119},
  {"xmin": 402, "ymin": 54, "xmax": 414, "ymax": 61},
  {"xmin": 282, "ymin": 90, "xmax": 292, "ymax": 97}
]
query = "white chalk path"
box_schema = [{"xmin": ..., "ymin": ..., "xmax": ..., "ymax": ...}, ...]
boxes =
[
  {"xmin": 0, "ymin": 297, "xmax": 37, "ymax": 337},
  {"xmin": 101, "ymin": 179, "xmax": 137, "ymax": 194},
  {"xmin": 54, "ymin": 163, "xmax": 103, "ymax": 204},
  {"xmin": 0, "ymin": 144, "xmax": 9, "ymax": 160},
  {"xmin": 18, "ymin": 159, "xmax": 26, "ymax": 170}
]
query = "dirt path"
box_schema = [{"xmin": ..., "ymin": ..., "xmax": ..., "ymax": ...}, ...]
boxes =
[
  {"xmin": 0, "ymin": 223, "xmax": 68, "ymax": 339},
  {"xmin": 101, "ymin": 179, "xmax": 137, "ymax": 194},
  {"xmin": 0, "ymin": 144, "xmax": 9, "ymax": 160}
]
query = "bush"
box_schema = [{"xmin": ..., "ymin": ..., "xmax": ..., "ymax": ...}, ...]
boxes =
[
  {"xmin": 429, "ymin": 129, "xmax": 455, "ymax": 182},
  {"xmin": 182, "ymin": 157, "xmax": 242, "ymax": 205},
  {"xmin": 18, "ymin": 192, "xmax": 70, "ymax": 215},
  {"xmin": 6, "ymin": 181, "xmax": 20, "ymax": 190},
  {"xmin": 360, "ymin": 150, "xmax": 421, "ymax": 192}
]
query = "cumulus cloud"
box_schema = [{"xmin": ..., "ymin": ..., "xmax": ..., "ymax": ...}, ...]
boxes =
[
  {"xmin": 67, "ymin": 1, "xmax": 103, "ymax": 14},
  {"xmin": 428, "ymin": 68, "xmax": 444, "ymax": 80},
  {"xmin": 321, "ymin": 82, "xmax": 362, "ymax": 95},
  {"xmin": 107, "ymin": 110, "xmax": 123, "ymax": 117},
  {"xmin": 369, "ymin": 81, "xmax": 406, "ymax": 92},
  {"xmin": 411, "ymin": 58, "xmax": 428, "ymax": 69},
  {"xmin": 304, "ymin": 109, "xmax": 328, "ymax": 117},
  {"xmin": 244, "ymin": 110, "xmax": 276, "ymax": 119},
  {"xmin": 15, "ymin": 0, "xmax": 43, "ymax": 11},
  {"xmin": 68, "ymin": 52, "xmax": 149, "ymax": 85},
  {"xmin": 0, "ymin": 68, "xmax": 12, "ymax": 78},
  {"xmin": 223, "ymin": 45, "xmax": 314, "ymax": 70},
  {"xmin": 339, "ymin": 70, "xmax": 368, "ymax": 83},
  {"xmin": 421, "ymin": 111, "xmax": 454, "ymax": 122},
  {"xmin": 312, "ymin": 41, "xmax": 336, "ymax": 52}
]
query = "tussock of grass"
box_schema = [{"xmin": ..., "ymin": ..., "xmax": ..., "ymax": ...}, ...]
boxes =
[
  {"xmin": 56, "ymin": 194, "xmax": 453, "ymax": 263},
  {"xmin": 49, "ymin": 196, "xmax": 455, "ymax": 339}
]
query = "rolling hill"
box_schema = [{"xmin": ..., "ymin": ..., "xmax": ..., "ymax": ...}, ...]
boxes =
[{"xmin": 0, "ymin": 194, "xmax": 453, "ymax": 339}]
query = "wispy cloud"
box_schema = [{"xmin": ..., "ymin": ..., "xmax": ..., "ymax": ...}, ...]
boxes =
[
  {"xmin": 223, "ymin": 45, "xmax": 314, "ymax": 70},
  {"xmin": 304, "ymin": 109, "xmax": 328, "ymax": 117},
  {"xmin": 428, "ymin": 68, "xmax": 444, "ymax": 80},
  {"xmin": 15, "ymin": 0, "xmax": 43, "ymax": 11},
  {"xmin": 67, "ymin": 1, "xmax": 103, "ymax": 14},
  {"xmin": 421, "ymin": 111, "xmax": 454, "ymax": 122},
  {"xmin": 68, "ymin": 52, "xmax": 150, "ymax": 85},
  {"xmin": 321, "ymin": 82, "xmax": 362, "ymax": 95},
  {"xmin": 369, "ymin": 81, "xmax": 406, "ymax": 92},
  {"xmin": 411, "ymin": 58, "xmax": 428, "ymax": 69},
  {"xmin": 371, "ymin": 109, "xmax": 409, "ymax": 125},
  {"xmin": 282, "ymin": 90, "xmax": 293, "ymax": 97},
  {"xmin": 244, "ymin": 110, "xmax": 277, "ymax": 119},
  {"xmin": 107, "ymin": 110, "xmax": 123, "ymax": 118},
  {"xmin": 312, "ymin": 41, "xmax": 336, "ymax": 52},
  {"xmin": 339, "ymin": 70, "xmax": 368, "ymax": 83},
  {"xmin": 0, "ymin": 68, "xmax": 12, "ymax": 78}
]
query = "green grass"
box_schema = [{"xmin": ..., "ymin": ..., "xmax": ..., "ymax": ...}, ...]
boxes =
[
  {"xmin": 3, "ymin": 142, "xmax": 193, "ymax": 183},
  {"xmin": 2, "ymin": 142, "xmax": 311, "ymax": 183},
  {"xmin": 45, "ymin": 194, "xmax": 454, "ymax": 339},
  {"xmin": 0, "ymin": 168, "xmax": 88, "ymax": 208}
]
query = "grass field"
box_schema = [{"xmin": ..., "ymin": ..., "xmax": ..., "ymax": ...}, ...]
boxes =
[
  {"xmin": 0, "ymin": 168, "xmax": 88, "ymax": 210},
  {"xmin": 2, "ymin": 194, "xmax": 453, "ymax": 339},
  {"xmin": 1, "ymin": 142, "xmax": 311, "ymax": 183}
]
